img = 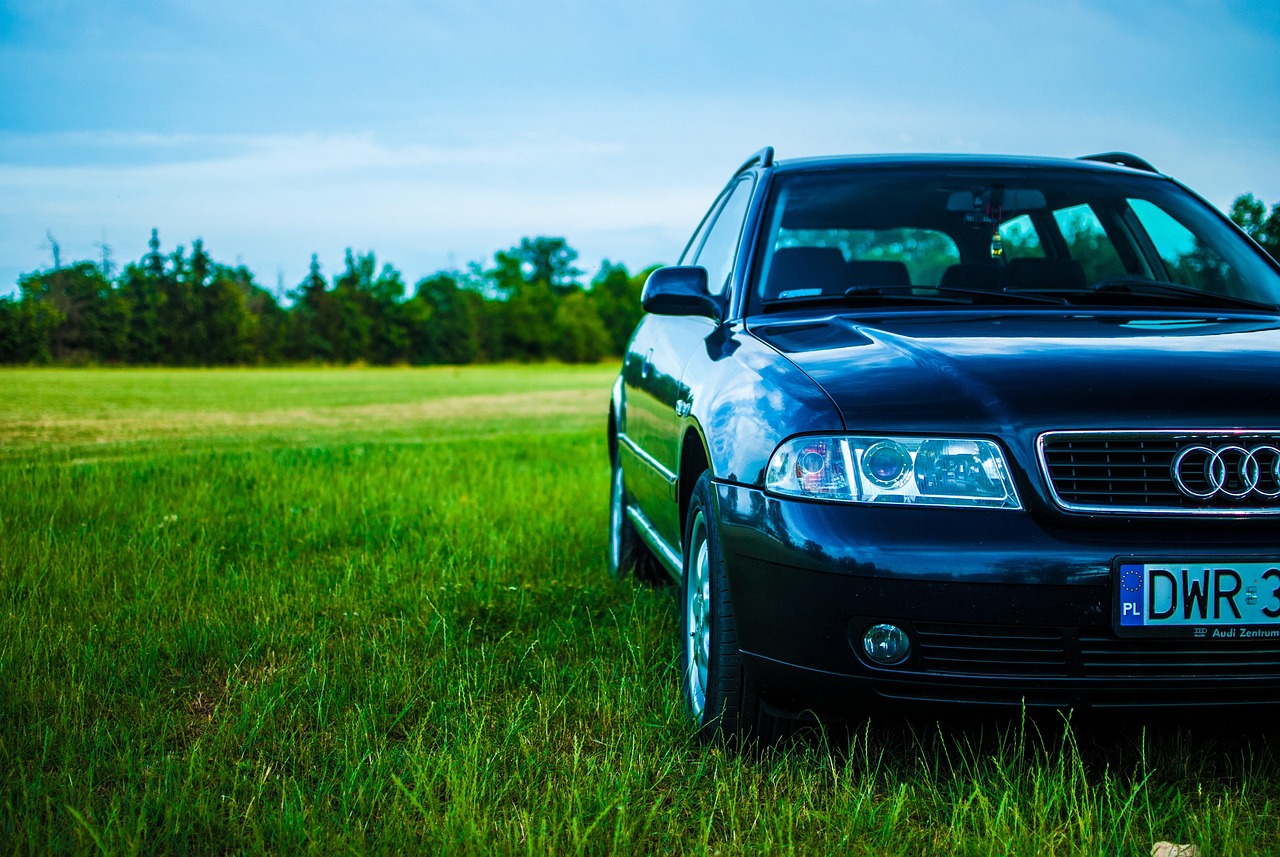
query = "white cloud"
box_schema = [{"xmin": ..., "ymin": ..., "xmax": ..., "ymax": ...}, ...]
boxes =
[{"xmin": 0, "ymin": 130, "xmax": 701, "ymax": 292}]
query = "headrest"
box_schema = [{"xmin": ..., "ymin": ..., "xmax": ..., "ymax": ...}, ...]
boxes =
[
  {"xmin": 940, "ymin": 264, "xmax": 1005, "ymax": 292},
  {"xmin": 1005, "ymin": 257, "xmax": 1087, "ymax": 292},
  {"xmin": 847, "ymin": 259, "xmax": 911, "ymax": 288},
  {"xmin": 764, "ymin": 247, "xmax": 850, "ymax": 299}
]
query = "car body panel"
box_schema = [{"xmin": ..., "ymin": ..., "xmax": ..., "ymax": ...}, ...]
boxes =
[
  {"xmin": 753, "ymin": 311, "xmax": 1280, "ymax": 433},
  {"xmin": 749, "ymin": 310, "xmax": 1280, "ymax": 514},
  {"xmin": 680, "ymin": 322, "xmax": 843, "ymax": 486},
  {"xmin": 619, "ymin": 313, "xmax": 710, "ymax": 545},
  {"xmin": 716, "ymin": 481, "xmax": 1280, "ymax": 711}
]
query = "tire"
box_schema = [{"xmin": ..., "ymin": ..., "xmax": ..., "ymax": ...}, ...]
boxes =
[
  {"xmin": 608, "ymin": 448, "xmax": 662, "ymax": 583},
  {"xmin": 681, "ymin": 472, "xmax": 786, "ymax": 744}
]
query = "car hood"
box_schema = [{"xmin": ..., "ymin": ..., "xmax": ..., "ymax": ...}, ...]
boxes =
[{"xmin": 749, "ymin": 311, "xmax": 1280, "ymax": 434}]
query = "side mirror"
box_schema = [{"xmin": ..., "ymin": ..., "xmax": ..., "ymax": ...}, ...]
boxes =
[{"xmin": 641, "ymin": 266, "xmax": 722, "ymax": 320}]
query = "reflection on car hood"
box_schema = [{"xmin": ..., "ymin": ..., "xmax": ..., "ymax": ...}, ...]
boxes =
[{"xmin": 750, "ymin": 312, "xmax": 1280, "ymax": 433}]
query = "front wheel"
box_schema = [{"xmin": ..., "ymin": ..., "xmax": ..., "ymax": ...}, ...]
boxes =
[{"xmin": 680, "ymin": 472, "xmax": 785, "ymax": 743}]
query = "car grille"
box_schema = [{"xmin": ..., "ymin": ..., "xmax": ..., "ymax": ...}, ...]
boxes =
[
  {"xmin": 1077, "ymin": 632, "xmax": 1280, "ymax": 679},
  {"xmin": 914, "ymin": 621, "xmax": 1280, "ymax": 680},
  {"xmin": 1038, "ymin": 431, "xmax": 1280, "ymax": 514},
  {"xmin": 915, "ymin": 622, "xmax": 1067, "ymax": 677}
]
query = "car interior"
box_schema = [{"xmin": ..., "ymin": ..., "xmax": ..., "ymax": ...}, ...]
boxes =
[{"xmin": 753, "ymin": 168, "xmax": 1276, "ymax": 312}]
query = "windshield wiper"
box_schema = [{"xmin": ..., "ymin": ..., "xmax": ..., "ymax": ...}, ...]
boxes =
[
  {"xmin": 762, "ymin": 285, "xmax": 1065, "ymax": 311},
  {"xmin": 855, "ymin": 285, "xmax": 1068, "ymax": 305},
  {"xmin": 1006, "ymin": 277, "xmax": 1277, "ymax": 311},
  {"xmin": 1086, "ymin": 277, "xmax": 1277, "ymax": 311},
  {"xmin": 762, "ymin": 290, "xmax": 954, "ymax": 310}
]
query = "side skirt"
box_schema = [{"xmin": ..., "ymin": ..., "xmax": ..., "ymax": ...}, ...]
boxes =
[{"xmin": 627, "ymin": 505, "xmax": 682, "ymax": 583}]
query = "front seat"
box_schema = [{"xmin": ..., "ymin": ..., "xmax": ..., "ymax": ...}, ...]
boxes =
[{"xmin": 763, "ymin": 247, "xmax": 850, "ymax": 300}]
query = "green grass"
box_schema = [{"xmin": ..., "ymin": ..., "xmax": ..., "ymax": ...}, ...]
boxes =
[{"xmin": 2, "ymin": 365, "xmax": 1278, "ymax": 854}]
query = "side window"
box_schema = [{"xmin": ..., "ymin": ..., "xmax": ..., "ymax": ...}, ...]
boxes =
[
  {"xmin": 678, "ymin": 196, "xmax": 721, "ymax": 266},
  {"xmin": 693, "ymin": 178, "xmax": 755, "ymax": 296},
  {"xmin": 1128, "ymin": 198, "xmax": 1246, "ymax": 296},
  {"xmin": 998, "ymin": 214, "xmax": 1045, "ymax": 259},
  {"xmin": 1052, "ymin": 204, "xmax": 1126, "ymax": 284}
]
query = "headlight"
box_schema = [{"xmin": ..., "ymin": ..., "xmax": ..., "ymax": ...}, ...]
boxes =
[{"xmin": 765, "ymin": 435, "xmax": 1022, "ymax": 509}]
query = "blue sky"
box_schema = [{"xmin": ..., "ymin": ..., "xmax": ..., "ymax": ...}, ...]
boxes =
[{"xmin": 2, "ymin": 0, "xmax": 1278, "ymax": 295}]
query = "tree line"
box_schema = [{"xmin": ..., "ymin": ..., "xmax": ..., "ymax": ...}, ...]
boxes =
[
  {"xmin": 3, "ymin": 195, "xmax": 1277, "ymax": 366},
  {"xmin": 0, "ymin": 232, "xmax": 652, "ymax": 365}
]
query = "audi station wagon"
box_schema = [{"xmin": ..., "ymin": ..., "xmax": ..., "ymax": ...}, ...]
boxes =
[{"xmin": 606, "ymin": 148, "xmax": 1280, "ymax": 741}]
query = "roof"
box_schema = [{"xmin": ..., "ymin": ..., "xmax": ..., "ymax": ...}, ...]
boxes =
[{"xmin": 762, "ymin": 152, "xmax": 1164, "ymax": 177}]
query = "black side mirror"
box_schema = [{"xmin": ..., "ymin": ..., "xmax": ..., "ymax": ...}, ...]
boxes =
[{"xmin": 641, "ymin": 266, "xmax": 722, "ymax": 320}]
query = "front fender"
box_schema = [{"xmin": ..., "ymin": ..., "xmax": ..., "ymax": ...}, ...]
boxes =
[{"xmin": 683, "ymin": 323, "xmax": 843, "ymax": 485}]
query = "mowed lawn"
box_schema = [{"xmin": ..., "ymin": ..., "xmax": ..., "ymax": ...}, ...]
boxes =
[{"xmin": 2, "ymin": 366, "xmax": 1277, "ymax": 855}]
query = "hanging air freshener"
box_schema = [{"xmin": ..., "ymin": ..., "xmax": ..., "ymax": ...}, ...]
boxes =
[{"xmin": 990, "ymin": 229, "xmax": 1004, "ymax": 259}]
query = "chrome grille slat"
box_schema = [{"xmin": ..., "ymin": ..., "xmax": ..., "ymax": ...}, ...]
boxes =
[{"xmin": 1038, "ymin": 431, "xmax": 1280, "ymax": 514}]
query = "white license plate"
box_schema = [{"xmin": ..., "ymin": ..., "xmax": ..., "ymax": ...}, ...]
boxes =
[{"xmin": 1116, "ymin": 561, "xmax": 1280, "ymax": 639}]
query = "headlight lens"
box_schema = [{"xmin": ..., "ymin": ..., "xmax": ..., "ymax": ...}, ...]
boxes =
[{"xmin": 765, "ymin": 435, "xmax": 1021, "ymax": 509}]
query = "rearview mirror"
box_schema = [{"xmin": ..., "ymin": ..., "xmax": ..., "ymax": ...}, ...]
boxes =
[
  {"xmin": 641, "ymin": 266, "xmax": 722, "ymax": 320},
  {"xmin": 947, "ymin": 188, "xmax": 1047, "ymax": 215}
]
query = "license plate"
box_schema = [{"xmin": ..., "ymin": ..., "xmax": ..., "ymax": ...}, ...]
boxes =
[{"xmin": 1115, "ymin": 560, "xmax": 1280, "ymax": 639}]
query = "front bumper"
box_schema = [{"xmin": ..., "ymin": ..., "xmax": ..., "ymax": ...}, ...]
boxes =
[{"xmin": 714, "ymin": 482, "xmax": 1280, "ymax": 715}]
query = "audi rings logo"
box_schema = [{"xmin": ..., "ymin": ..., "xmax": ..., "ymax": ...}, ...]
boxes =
[{"xmin": 1172, "ymin": 444, "xmax": 1280, "ymax": 500}]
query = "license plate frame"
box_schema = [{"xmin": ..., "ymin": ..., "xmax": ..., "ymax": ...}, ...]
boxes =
[{"xmin": 1113, "ymin": 558, "xmax": 1280, "ymax": 640}]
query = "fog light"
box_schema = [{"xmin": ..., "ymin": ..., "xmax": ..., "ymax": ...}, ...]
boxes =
[{"xmin": 862, "ymin": 623, "xmax": 911, "ymax": 665}]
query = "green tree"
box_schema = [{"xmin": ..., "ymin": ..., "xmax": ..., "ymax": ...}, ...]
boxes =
[
  {"xmin": 16, "ymin": 262, "xmax": 125, "ymax": 362},
  {"xmin": 412, "ymin": 272, "xmax": 482, "ymax": 364},
  {"xmin": 1229, "ymin": 194, "xmax": 1280, "ymax": 262},
  {"xmin": 0, "ymin": 296, "xmax": 62, "ymax": 363},
  {"xmin": 158, "ymin": 240, "xmax": 211, "ymax": 364},
  {"xmin": 245, "ymin": 280, "xmax": 289, "ymax": 363},
  {"xmin": 332, "ymin": 250, "xmax": 422, "ymax": 364},
  {"xmin": 288, "ymin": 255, "xmax": 337, "ymax": 361},
  {"xmin": 500, "ymin": 278, "xmax": 557, "ymax": 360},
  {"xmin": 482, "ymin": 237, "xmax": 586, "ymax": 360},
  {"xmin": 93, "ymin": 285, "xmax": 132, "ymax": 362},
  {"xmin": 329, "ymin": 251, "xmax": 375, "ymax": 362},
  {"xmin": 512, "ymin": 236, "xmax": 583, "ymax": 295},
  {"xmin": 156, "ymin": 243, "xmax": 191, "ymax": 362},
  {"xmin": 0, "ymin": 232, "xmax": 658, "ymax": 366},
  {"xmin": 202, "ymin": 265, "xmax": 258, "ymax": 364},
  {"xmin": 589, "ymin": 261, "xmax": 651, "ymax": 355},
  {"xmin": 551, "ymin": 289, "xmax": 610, "ymax": 362},
  {"xmin": 116, "ymin": 229, "xmax": 166, "ymax": 363}
]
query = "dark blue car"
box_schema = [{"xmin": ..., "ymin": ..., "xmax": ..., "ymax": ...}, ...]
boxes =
[{"xmin": 607, "ymin": 148, "xmax": 1280, "ymax": 741}]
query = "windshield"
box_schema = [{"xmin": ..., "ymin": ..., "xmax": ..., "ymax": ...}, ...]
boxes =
[{"xmin": 749, "ymin": 166, "xmax": 1280, "ymax": 314}]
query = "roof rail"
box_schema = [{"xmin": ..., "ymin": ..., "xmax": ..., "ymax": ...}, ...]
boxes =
[
  {"xmin": 735, "ymin": 146, "xmax": 775, "ymax": 176},
  {"xmin": 1078, "ymin": 152, "xmax": 1159, "ymax": 173}
]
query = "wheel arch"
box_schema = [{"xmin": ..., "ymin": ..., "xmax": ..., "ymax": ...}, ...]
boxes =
[
  {"xmin": 678, "ymin": 424, "xmax": 713, "ymax": 542},
  {"xmin": 608, "ymin": 375, "xmax": 624, "ymax": 464}
]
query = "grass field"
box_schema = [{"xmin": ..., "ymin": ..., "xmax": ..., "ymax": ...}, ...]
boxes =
[{"xmin": 2, "ymin": 366, "xmax": 1278, "ymax": 855}]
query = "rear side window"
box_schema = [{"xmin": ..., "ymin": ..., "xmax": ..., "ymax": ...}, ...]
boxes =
[
  {"xmin": 1052, "ymin": 204, "xmax": 1126, "ymax": 283},
  {"xmin": 998, "ymin": 215, "xmax": 1044, "ymax": 258}
]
